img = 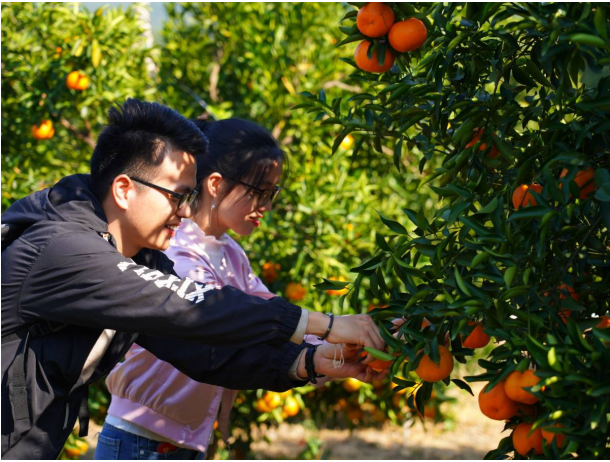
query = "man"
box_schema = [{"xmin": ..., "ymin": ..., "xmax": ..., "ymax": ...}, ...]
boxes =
[{"xmin": 1, "ymin": 99, "xmax": 384, "ymax": 459}]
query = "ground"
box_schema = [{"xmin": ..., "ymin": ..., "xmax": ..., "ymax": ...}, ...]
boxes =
[{"xmin": 83, "ymin": 382, "xmax": 505, "ymax": 460}]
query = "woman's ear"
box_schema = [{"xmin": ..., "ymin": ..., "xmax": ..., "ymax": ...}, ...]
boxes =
[
  {"xmin": 206, "ymin": 173, "xmax": 223, "ymax": 198},
  {"xmin": 110, "ymin": 175, "xmax": 135, "ymax": 211}
]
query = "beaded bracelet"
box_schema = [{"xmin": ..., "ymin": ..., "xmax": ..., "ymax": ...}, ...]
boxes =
[
  {"xmin": 305, "ymin": 345, "xmax": 326, "ymax": 384},
  {"xmin": 317, "ymin": 313, "xmax": 334, "ymax": 341}
]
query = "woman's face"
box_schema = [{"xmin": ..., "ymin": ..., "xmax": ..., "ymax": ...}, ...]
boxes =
[{"xmin": 214, "ymin": 160, "xmax": 282, "ymax": 236}]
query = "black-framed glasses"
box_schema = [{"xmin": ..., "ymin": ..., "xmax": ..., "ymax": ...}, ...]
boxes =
[
  {"xmin": 131, "ymin": 177, "xmax": 199, "ymax": 210},
  {"xmin": 236, "ymin": 180, "xmax": 281, "ymax": 207}
]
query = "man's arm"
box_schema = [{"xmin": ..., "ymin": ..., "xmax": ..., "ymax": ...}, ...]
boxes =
[
  {"xmin": 135, "ymin": 334, "xmax": 309, "ymax": 391},
  {"xmin": 18, "ymin": 231, "xmax": 301, "ymax": 348}
]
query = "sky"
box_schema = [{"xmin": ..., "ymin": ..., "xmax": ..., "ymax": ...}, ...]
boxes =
[{"xmin": 82, "ymin": 2, "xmax": 168, "ymax": 39}]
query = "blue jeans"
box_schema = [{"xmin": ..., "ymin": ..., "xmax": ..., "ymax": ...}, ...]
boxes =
[{"xmin": 94, "ymin": 423, "xmax": 204, "ymax": 460}]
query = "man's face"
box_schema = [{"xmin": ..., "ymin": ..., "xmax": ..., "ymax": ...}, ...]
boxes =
[{"xmin": 126, "ymin": 149, "xmax": 197, "ymax": 253}]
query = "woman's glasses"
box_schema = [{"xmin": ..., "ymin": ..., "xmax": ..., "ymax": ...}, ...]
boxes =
[
  {"xmin": 236, "ymin": 180, "xmax": 281, "ymax": 207},
  {"xmin": 130, "ymin": 177, "xmax": 199, "ymax": 210}
]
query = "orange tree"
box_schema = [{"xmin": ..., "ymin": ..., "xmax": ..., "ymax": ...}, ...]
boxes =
[
  {"xmin": 301, "ymin": 1, "xmax": 610, "ymax": 459},
  {"xmin": 1, "ymin": 2, "xmax": 156, "ymax": 210}
]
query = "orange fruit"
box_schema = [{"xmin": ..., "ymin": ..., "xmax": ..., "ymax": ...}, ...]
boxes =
[
  {"xmin": 369, "ymin": 355, "xmax": 394, "ymax": 371},
  {"xmin": 213, "ymin": 420, "xmax": 219, "ymax": 430},
  {"xmin": 596, "ymin": 315, "xmax": 610, "ymax": 329},
  {"xmin": 478, "ymin": 381, "xmax": 518, "ymax": 420},
  {"xmin": 512, "ymin": 183, "xmax": 543, "ymax": 209},
  {"xmin": 559, "ymin": 167, "xmax": 596, "ymax": 199},
  {"xmin": 263, "ymin": 391, "xmax": 281, "ymax": 409},
  {"xmin": 285, "ymin": 282, "xmax": 306, "ymax": 301},
  {"xmin": 66, "ymin": 70, "xmax": 89, "ymax": 90},
  {"xmin": 512, "ymin": 422, "xmax": 543, "ymax": 456},
  {"xmin": 31, "ymin": 119, "xmax": 55, "ymax": 140},
  {"xmin": 421, "ymin": 318, "xmax": 431, "ymax": 329},
  {"xmin": 261, "ymin": 262, "xmax": 280, "ymax": 283},
  {"xmin": 341, "ymin": 134, "xmax": 354, "ymax": 150},
  {"xmin": 461, "ymin": 321, "xmax": 491, "ymax": 349},
  {"xmin": 343, "ymin": 377, "xmax": 362, "ymax": 393},
  {"xmin": 505, "ymin": 370, "xmax": 540, "ymax": 404},
  {"xmin": 541, "ymin": 424, "xmax": 566, "ymax": 448},
  {"xmin": 464, "ymin": 127, "xmax": 499, "ymax": 159},
  {"xmin": 283, "ymin": 396, "xmax": 300, "ymax": 417},
  {"xmin": 356, "ymin": 2, "xmax": 395, "ymax": 38},
  {"xmin": 255, "ymin": 398, "xmax": 272, "ymax": 413},
  {"xmin": 388, "ymin": 18, "xmax": 428, "ymax": 52},
  {"xmin": 326, "ymin": 276, "xmax": 349, "ymax": 296},
  {"xmin": 354, "ymin": 40, "xmax": 395, "ymax": 73},
  {"xmin": 414, "ymin": 345, "xmax": 454, "ymax": 382}
]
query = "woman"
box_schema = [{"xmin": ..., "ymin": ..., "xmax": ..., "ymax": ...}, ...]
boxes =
[{"xmin": 95, "ymin": 119, "xmax": 377, "ymax": 460}]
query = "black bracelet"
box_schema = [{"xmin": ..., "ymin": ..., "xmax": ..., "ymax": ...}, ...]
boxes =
[
  {"xmin": 305, "ymin": 345, "xmax": 325, "ymax": 384},
  {"xmin": 317, "ymin": 313, "xmax": 334, "ymax": 341}
]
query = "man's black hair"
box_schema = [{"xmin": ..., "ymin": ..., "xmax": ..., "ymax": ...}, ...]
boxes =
[{"xmin": 90, "ymin": 98, "xmax": 209, "ymax": 201}]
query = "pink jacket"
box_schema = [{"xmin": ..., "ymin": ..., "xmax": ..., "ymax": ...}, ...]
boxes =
[{"xmin": 105, "ymin": 219, "xmax": 288, "ymax": 451}]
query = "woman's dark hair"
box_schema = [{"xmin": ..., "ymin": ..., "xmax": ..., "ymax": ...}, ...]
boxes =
[{"xmin": 191, "ymin": 118, "xmax": 288, "ymax": 210}]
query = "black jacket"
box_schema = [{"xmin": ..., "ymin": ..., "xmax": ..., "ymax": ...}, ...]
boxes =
[{"xmin": 1, "ymin": 174, "xmax": 307, "ymax": 459}]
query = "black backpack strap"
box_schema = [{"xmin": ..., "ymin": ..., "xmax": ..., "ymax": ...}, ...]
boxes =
[
  {"xmin": 78, "ymin": 386, "xmax": 90, "ymax": 437},
  {"xmin": 2, "ymin": 321, "xmax": 68, "ymax": 429}
]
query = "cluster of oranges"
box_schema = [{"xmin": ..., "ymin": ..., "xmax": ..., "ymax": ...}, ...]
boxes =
[
  {"xmin": 31, "ymin": 70, "xmax": 90, "ymax": 141},
  {"xmin": 285, "ymin": 282, "xmax": 306, "ymax": 301},
  {"xmin": 353, "ymin": 3, "xmax": 427, "ymax": 73},
  {"xmin": 255, "ymin": 390, "xmax": 300, "ymax": 419},
  {"xmin": 261, "ymin": 262, "xmax": 280, "ymax": 284},
  {"xmin": 478, "ymin": 371, "xmax": 566, "ymax": 456},
  {"xmin": 513, "ymin": 167, "xmax": 597, "ymax": 209}
]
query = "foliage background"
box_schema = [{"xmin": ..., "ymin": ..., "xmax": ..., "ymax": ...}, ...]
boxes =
[{"xmin": 2, "ymin": 2, "xmax": 609, "ymax": 460}]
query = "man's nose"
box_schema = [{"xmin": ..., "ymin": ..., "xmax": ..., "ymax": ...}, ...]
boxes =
[{"xmin": 177, "ymin": 202, "xmax": 194, "ymax": 218}]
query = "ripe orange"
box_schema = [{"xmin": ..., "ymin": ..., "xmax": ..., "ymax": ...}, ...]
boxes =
[
  {"xmin": 261, "ymin": 262, "xmax": 280, "ymax": 283},
  {"xmin": 356, "ymin": 2, "xmax": 395, "ymax": 38},
  {"xmin": 285, "ymin": 282, "xmax": 306, "ymax": 301},
  {"xmin": 255, "ymin": 398, "xmax": 272, "ymax": 413},
  {"xmin": 343, "ymin": 377, "xmax": 362, "ymax": 393},
  {"xmin": 340, "ymin": 134, "xmax": 354, "ymax": 150},
  {"xmin": 504, "ymin": 370, "xmax": 540, "ymax": 404},
  {"xmin": 421, "ymin": 318, "xmax": 431, "ymax": 329},
  {"xmin": 66, "ymin": 70, "xmax": 90, "ymax": 90},
  {"xmin": 388, "ymin": 18, "xmax": 428, "ymax": 53},
  {"xmin": 596, "ymin": 315, "xmax": 610, "ymax": 329},
  {"xmin": 414, "ymin": 345, "xmax": 454, "ymax": 382},
  {"xmin": 263, "ymin": 391, "xmax": 281, "ymax": 409},
  {"xmin": 213, "ymin": 420, "xmax": 219, "ymax": 430},
  {"xmin": 559, "ymin": 167, "xmax": 597, "ymax": 199},
  {"xmin": 541, "ymin": 424, "xmax": 566, "ymax": 448},
  {"xmin": 354, "ymin": 40, "xmax": 395, "ymax": 73},
  {"xmin": 512, "ymin": 183, "xmax": 543, "ymax": 209},
  {"xmin": 478, "ymin": 381, "xmax": 518, "ymax": 420},
  {"xmin": 465, "ymin": 127, "xmax": 499, "ymax": 159},
  {"xmin": 283, "ymin": 396, "xmax": 300, "ymax": 417},
  {"xmin": 512, "ymin": 422, "xmax": 543, "ymax": 456},
  {"xmin": 461, "ymin": 321, "xmax": 491, "ymax": 349},
  {"xmin": 326, "ymin": 276, "xmax": 349, "ymax": 296},
  {"xmin": 31, "ymin": 119, "xmax": 55, "ymax": 140}
]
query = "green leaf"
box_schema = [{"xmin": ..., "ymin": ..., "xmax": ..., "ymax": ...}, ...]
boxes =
[
  {"xmin": 451, "ymin": 378, "xmax": 474, "ymax": 396},
  {"xmin": 477, "ymin": 197, "xmax": 498, "ymax": 214},
  {"xmin": 594, "ymin": 6, "xmax": 608, "ymax": 40},
  {"xmin": 454, "ymin": 268, "xmax": 472, "ymax": 296},
  {"xmin": 503, "ymin": 266, "xmax": 517, "ymax": 288},
  {"xmin": 363, "ymin": 346, "xmax": 395, "ymax": 361},
  {"xmin": 568, "ymin": 33, "xmax": 608, "ymax": 48},
  {"xmin": 91, "ymin": 39, "xmax": 102, "ymax": 67},
  {"xmin": 509, "ymin": 206, "xmax": 550, "ymax": 221},
  {"xmin": 378, "ymin": 211, "xmax": 408, "ymax": 234},
  {"xmin": 471, "ymin": 251, "xmax": 489, "ymax": 269}
]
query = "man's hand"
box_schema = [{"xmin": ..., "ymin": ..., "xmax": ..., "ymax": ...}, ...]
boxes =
[
  {"xmin": 314, "ymin": 343, "xmax": 387, "ymax": 383},
  {"xmin": 306, "ymin": 313, "xmax": 384, "ymax": 363}
]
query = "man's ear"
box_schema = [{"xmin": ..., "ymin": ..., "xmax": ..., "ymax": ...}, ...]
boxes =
[
  {"xmin": 206, "ymin": 173, "xmax": 223, "ymax": 198},
  {"xmin": 110, "ymin": 175, "xmax": 136, "ymax": 211}
]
